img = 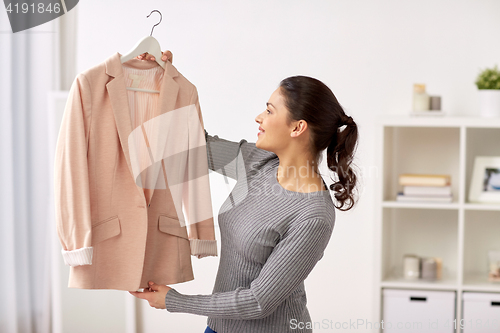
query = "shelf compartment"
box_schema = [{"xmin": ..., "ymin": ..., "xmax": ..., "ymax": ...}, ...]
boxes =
[
  {"xmin": 465, "ymin": 127, "xmax": 500, "ymax": 205},
  {"xmin": 381, "ymin": 208, "xmax": 459, "ymax": 285},
  {"xmin": 383, "ymin": 126, "xmax": 460, "ymax": 203},
  {"xmin": 463, "ymin": 210, "xmax": 500, "ymax": 288}
]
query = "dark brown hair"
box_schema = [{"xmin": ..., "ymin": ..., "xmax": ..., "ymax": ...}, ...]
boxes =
[{"xmin": 279, "ymin": 76, "xmax": 359, "ymax": 211}]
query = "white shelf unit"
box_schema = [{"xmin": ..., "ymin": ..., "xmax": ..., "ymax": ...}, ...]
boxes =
[{"xmin": 375, "ymin": 115, "xmax": 500, "ymax": 333}]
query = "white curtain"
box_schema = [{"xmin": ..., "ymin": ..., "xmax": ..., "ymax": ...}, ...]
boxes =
[{"xmin": 0, "ymin": 10, "xmax": 65, "ymax": 333}]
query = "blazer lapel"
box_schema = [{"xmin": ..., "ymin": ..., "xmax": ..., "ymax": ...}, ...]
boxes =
[{"xmin": 104, "ymin": 52, "xmax": 180, "ymax": 205}]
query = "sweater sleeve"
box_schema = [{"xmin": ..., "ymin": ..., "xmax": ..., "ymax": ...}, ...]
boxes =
[
  {"xmin": 164, "ymin": 218, "xmax": 333, "ymax": 320},
  {"xmin": 204, "ymin": 129, "xmax": 276, "ymax": 180}
]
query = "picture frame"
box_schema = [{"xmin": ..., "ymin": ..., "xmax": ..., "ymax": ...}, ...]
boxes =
[{"xmin": 469, "ymin": 156, "xmax": 500, "ymax": 203}]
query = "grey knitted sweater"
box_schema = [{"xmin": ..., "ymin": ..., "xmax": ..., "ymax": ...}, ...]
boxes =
[{"xmin": 164, "ymin": 130, "xmax": 336, "ymax": 333}]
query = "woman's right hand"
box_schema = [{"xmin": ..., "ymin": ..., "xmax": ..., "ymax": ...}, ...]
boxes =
[{"xmin": 136, "ymin": 50, "xmax": 173, "ymax": 64}]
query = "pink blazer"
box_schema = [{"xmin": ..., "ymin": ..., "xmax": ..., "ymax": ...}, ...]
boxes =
[{"xmin": 54, "ymin": 52, "xmax": 217, "ymax": 291}]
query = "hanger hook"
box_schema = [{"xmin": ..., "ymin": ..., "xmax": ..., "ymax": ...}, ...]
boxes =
[{"xmin": 147, "ymin": 10, "xmax": 162, "ymax": 36}]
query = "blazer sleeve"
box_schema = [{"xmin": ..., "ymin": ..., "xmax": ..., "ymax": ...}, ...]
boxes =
[
  {"xmin": 54, "ymin": 73, "xmax": 94, "ymax": 266},
  {"xmin": 184, "ymin": 87, "xmax": 218, "ymax": 259}
]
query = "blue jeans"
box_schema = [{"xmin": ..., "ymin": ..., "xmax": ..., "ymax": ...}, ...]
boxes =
[{"xmin": 204, "ymin": 326, "xmax": 217, "ymax": 333}]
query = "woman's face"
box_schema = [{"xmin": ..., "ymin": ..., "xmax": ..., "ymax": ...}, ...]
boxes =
[{"xmin": 255, "ymin": 87, "xmax": 293, "ymax": 152}]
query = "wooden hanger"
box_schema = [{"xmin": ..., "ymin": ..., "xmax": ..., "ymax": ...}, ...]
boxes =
[{"xmin": 120, "ymin": 10, "xmax": 166, "ymax": 94}]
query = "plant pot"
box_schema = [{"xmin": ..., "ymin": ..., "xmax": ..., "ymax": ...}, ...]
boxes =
[{"xmin": 478, "ymin": 89, "xmax": 500, "ymax": 118}]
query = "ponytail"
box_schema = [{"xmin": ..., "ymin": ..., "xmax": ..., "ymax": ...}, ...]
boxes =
[{"xmin": 327, "ymin": 114, "xmax": 358, "ymax": 211}]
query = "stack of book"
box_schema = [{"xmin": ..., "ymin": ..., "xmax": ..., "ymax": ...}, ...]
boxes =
[{"xmin": 397, "ymin": 174, "xmax": 452, "ymax": 203}]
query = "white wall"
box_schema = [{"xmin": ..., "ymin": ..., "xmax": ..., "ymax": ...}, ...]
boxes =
[{"xmin": 70, "ymin": 1, "xmax": 500, "ymax": 332}]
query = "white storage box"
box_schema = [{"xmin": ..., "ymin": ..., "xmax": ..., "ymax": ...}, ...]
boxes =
[
  {"xmin": 462, "ymin": 292, "xmax": 500, "ymax": 333},
  {"xmin": 382, "ymin": 289, "xmax": 456, "ymax": 332}
]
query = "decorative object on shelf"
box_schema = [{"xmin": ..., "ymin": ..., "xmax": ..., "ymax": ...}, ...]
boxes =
[
  {"xmin": 397, "ymin": 174, "xmax": 453, "ymax": 203},
  {"xmin": 421, "ymin": 257, "xmax": 437, "ymax": 280},
  {"xmin": 403, "ymin": 185, "xmax": 451, "ymax": 196},
  {"xmin": 488, "ymin": 250, "xmax": 500, "ymax": 282},
  {"xmin": 412, "ymin": 84, "xmax": 430, "ymax": 111},
  {"xmin": 475, "ymin": 65, "xmax": 500, "ymax": 118},
  {"xmin": 410, "ymin": 84, "xmax": 445, "ymax": 116},
  {"xmin": 403, "ymin": 254, "xmax": 420, "ymax": 280},
  {"xmin": 468, "ymin": 156, "xmax": 500, "ymax": 203},
  {"xmin": 434, "ymin": 257, "xmax": 442, "ymax": 280},
  {"xmin": 399, "ymin": 174, "xmax": 451, "ymax": 186},
  {"xmin": 429, "ymin": 96, "xmax": 441, "ymax": 111},
  {"xmin": 403, "ymin": 254, "xmax": 442, "ymax": 281}
]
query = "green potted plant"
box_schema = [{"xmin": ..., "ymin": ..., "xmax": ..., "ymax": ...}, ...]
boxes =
[{"xmin": 475, "ymin": 65, "xmax": 500, "ymax": 118}]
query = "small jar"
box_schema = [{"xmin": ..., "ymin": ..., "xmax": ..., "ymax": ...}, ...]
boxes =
[
  {"xmin": 403, "ymin": 254, "xmax": 420, "ymax": 280},
  {"xmin": 430, "ymin": 96, "xmax": 441, "ymax": 111},
  {"xmin": 421, "ymin": 257, "xmax": 437, "ymax": 280},
  {"xmin": 413, "ymin": 84, "xmax": 430, "ymax": 111}
]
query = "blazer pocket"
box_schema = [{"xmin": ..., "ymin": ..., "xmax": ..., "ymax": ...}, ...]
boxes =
[
  {"xmin": 92, "ymin": 216, "xmax": 121, "ymax": 245},
  {"xmin": 158, "ymin": 215, "xmax": 189, "ymax": 240}
]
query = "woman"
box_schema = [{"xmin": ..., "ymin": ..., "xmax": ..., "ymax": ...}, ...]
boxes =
[{"xmin": 130, "ymin": 50, "xmax": 359, "ymax": 333}]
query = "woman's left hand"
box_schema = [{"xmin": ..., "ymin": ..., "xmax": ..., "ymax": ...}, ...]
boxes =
[{"xmin": 129, "ymin": 281, "xmax": 172, "ymax": 309}]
